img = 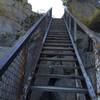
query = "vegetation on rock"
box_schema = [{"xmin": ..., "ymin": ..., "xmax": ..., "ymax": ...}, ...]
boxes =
[{"xmin": 62, "ymin": 0, "xmax": 100, "ymax": 32}]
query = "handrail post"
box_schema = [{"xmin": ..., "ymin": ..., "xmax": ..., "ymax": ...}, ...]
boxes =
[
  {"xmin": 74, "ymin": 21, "xmax": 77, "ymax": 43},
  {"xmin": 17, "ymin": 43, "xmax": 28, "ymax": 99},
  {"xmin": 50, "ymin": 8, "xmax": 52, "ymax": 18},
  {"xmin": 64, "ymin": 7, "xmax": 97, "ymax": 100},
  {"xmin": 69, "ymin": 16, "xmax": 71, "ymax": 34},
  {"xmin": 94, "ymin": 40, "xmax": 100, "ymax": 99}
]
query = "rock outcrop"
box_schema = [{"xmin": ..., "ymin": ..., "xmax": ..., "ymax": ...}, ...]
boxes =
[
  {"xmin": 0, "ymin": 0, "xmax": 33, "ymax": 34},
  {"xmin": 0, "ymin": 0, "xmax": 41, "ymax": 57},
  {"xmin": 62, "ymin": 0, "xmax": 100, "ymax": 32}
]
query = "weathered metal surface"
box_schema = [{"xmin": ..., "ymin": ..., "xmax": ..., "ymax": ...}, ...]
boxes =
[
  {"xmin": 64, "ymin": 7, "xmax": 100, "ymax": 43},
  {"xmin": 94, "ymin": 41, "xmax": 100, "ymax": 100},
  {"xmin": 64, "ymin": 8, "xmax": 97, "ymax": 100},
  {"xmin": 40, "ymin": 57, "xmax": 77, "ymax": 62},
  {"xmin": 0, "ymin": 8, "xmax": 52, "ymax": 100},
  {"xmin": 16, "ymin": 44, "xmax": 28, "ymax": 100},
  {"xmin": 36, "ymin": 74, "xmax": 84, "ymax": 80},
  {"xmin": 24, "ymin": 12, "xmax": 52, "ymax": 100},
  {"xmin": 0, "ymin": 8, "xmax": 52, "ymax": 77},
  {"xmin": 31, "ymin": 86, "xmax": 88, "ymax": 93},
  {"xmin": 43, "ymin": 46, "xmax": 74, "ymax": 51}
]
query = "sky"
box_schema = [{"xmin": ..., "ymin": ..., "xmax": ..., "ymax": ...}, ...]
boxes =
[{"xmin": 28, "ymin": 0, "xmax": 64, "ymax": 18}]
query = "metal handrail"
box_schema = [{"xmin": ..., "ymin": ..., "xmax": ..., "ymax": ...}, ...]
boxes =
[
  {"xmin": 0, "ymin": 8, "xmax": 52, "ymax": 77},
  {"xmin": 64, "ymin": 7, "xmax": 100, "ymax": 43},
  {"xmin": 64, "ymin": 7, "xmax": 97, "ymax": 100}
]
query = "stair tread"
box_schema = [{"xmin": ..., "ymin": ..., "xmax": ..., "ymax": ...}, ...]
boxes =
[
  {"xmin": 46, "ymin": 37, "xmax": 70, "ymax": 40},
  {"xmin": 43, "ymin": 46, "xmax": 74, "ymax": 51},
  {"xmin": 41, "ymin": 51, "xmax": 75, "ymax": 56},
  {"xmin": 44, "ymin": 44, "xmax": 72, "ymax": 47},
  {"xmin": 45, "ymin": 40, "xmax": 71, "ymax": 43},
  {"xmin": 47, "ymin": 36, "xmax": 69, "ymax": 38},
  {"xmin": 38, "ymin": 64, "xmax": 79, "ymax": 69},
  {"xmin": 44, "ymin": 43, "xmax": 72, "ymax": 45},
  {"xmin": 40, "ymin": 57, "xmax": 77, "ymax": 62},
  {"xmin": 47, "ymin": 35, "xmax": 68, "ymax": 37},
  {"xmin": 31, "ymin": 86, "xmax": 88, "ymax": 93},
  {"xmin": 36, "ymin": 74, "xmax": 84, "ymax": 80}
]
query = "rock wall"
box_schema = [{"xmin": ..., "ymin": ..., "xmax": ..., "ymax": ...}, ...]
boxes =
[
  {"xmin": 0, "ymin": 0, "xmax": 33, "ymax": 33},
  {"xmin": 0, "ymin": 0, "xmax": 42, "ymax": 58},
  {"xmin": 63, "ymin": 0, "xmax": 100, "ymax": 32}
]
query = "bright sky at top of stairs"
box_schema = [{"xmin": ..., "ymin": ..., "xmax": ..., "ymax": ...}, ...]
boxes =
[{"xmin": 28, "ymin": 0, "xmax": 64, "ymax": 18}]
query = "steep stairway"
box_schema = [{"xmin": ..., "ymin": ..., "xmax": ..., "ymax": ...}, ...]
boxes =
[{"xmin": 26, "ymin": 19, "xmax": 96, "ymax": 100}]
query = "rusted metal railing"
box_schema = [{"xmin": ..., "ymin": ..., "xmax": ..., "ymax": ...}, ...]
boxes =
[
  {"xmin": 63, "ymin": 7, "xmax": 100, "ymax": 100},
  {"xmin": 0, "ymin": 8, "xmax": 52, "ymax": 100}
]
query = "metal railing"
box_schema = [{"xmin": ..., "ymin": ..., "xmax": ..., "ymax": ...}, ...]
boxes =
[
  {"xmin": 0, "ymin": 8, "xmax": 52, "ymax": 100},
  {"xmin": 63, "ymin": 7, "xmax": 100, "ymax": 99}
]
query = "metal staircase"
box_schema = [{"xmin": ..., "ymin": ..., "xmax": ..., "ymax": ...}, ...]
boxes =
[
  {"xmin": 0, "ymin": 8, "xmax": 98, "ymax": 100},
  {"xmin": 25, "ymin": 19, "xmax": 96, "ymax": 100}
]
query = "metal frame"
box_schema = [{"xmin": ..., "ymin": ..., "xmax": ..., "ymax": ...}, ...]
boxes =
[
  {"xmin": 24, "ymin": 12, "xmax": 52, "ymax": 100},
  {"xmin": 63, "ymin": 7, "xmax": 97, "ymax": 100},
  {"xmin": 0, "ymin": 8, "xmax": 52, "ymax": 77},
  {"xmin": 0, "ymin": 8, "xmax": 52, "ymax": 100}
]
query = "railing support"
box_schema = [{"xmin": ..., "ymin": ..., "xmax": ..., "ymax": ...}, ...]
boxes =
[
  {"xmin": 94, "ymin": 41, "xmax": 100, "ymax": 100},
  {"xmin": 0, "ymin": 8, "xmax": 52, "ymax": 100},
  {"xmin": 63, "ymin": 7, "xmax": 97, "ymax": 100},
  {"xmin": 74, "ymin": 21, "xmax": 77, "ymax": 43},
  {"xmin": 17, "ymin": 44, "xmax": 28, "ymax": 100}
]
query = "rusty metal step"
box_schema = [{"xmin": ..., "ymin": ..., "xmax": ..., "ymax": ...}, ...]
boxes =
[
  {"xmin": 38, "ymin": 64, "xmax": 79, "ymax": 69},
  {"xmin": 48, "ymin": 33, "xmax": 68, "ymax": 35},
  {"xmin": 49, "ymin": 31, "xmax": 67, "ymax": 34},
  {"xmin": 45, "ymin": 40, "xmax": 71, "ymax": 43},
  {"xmin": 47, "ymin": 36, "xmax": 69, "ymax": 39},
  {"xmin": 40, "ymin": 57, "xmax": 77, "ymax": 62},
  {"xmin": 41, "ymin": 51, "xmax": 75, "ymax": 56},
  {"xmin": 31, "ymin": 86, "xmax": 88, "ymax": 93},
  {"xmin": 43, "ymin": 46, "xmax": 74, "ymax": 51},
  {"xmin": 44, "ymin": 43, "xmax": 72, "ymax": 47},
  {"xmin": 36, "ymin": 74, "xmax": 84, "ymax": 80},
  {"xmin": 47, "ymin": 34, "xmax": 69, "ymax": 37},
  {"xmin": 49, "ymin": 31, "xmax": 67, "ymax": 33},
  {"xmin": 46, "ymin": 37, "xmax": 70, "ymax": 40}
]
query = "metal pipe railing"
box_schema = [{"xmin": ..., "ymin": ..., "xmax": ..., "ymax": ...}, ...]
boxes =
[
  {"xmin": 64, "ymin": 7, "xmax": 100, "ymax": 43},
  {"xmin": 0, "ymin": 8, "xmax": 52, "ymax": 100},
  {"xmin": 0, "ymin": 8, "xmax": 52, "ymax": 77}
]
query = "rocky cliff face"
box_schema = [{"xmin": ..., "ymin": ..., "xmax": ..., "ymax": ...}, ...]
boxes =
[
  {"xmin": 0, "ymin": 0, "xmax": 33, "ymax": 34},
  {"xmin": 0, "ymin": 0, "xmax": 40, "ymax": 57},
  {"xmin": 63, "ymin": 0, "xmax": 100, "ymax": 32}
]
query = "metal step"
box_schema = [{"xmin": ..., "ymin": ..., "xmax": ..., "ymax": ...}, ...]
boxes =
[
  {"xmin": 41, "ymin": 51, "xmax": 75, "ymax": 56},
  {"xmin": 38, "ymin": 64, "xmax": 79, "ymax": 69},
  {"xmin": 40, "ymin": 57, "xmax": 77, "ymax": 62},
  {"xmin": 43, "ymin": 46, "xmax": 74, "ymax": 51},
  {"xmin": 50, "ymin": 30, "xmax": 66, "ymax": 33},
  {"xmin": 47, "ymin": 34, "xmax": 69, "ymax": 37},
  {"xmin": 47, "ymin": 36, "xmax": 69, "ymax": 39},
  {"xmin": 48, "ymin": 33, "xmax": 68, "ymax": 36},
  {"xmin": 36, "ymin": 74, "xmax": 84, "ymax": 80},
  {"xmin": 45, "ymin": 40, "xmax": 71, "ymax": 43},
  {"xmin": 31, "ymin": 86, "xmax": 88, "ymax": 94},
  {"xmin": 44, "ymin": 43, "xmax": 72, "ymax": 47},
  {"xmin": 47, "ymin": 37, "xmax": 70, "ymax": 40}
]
